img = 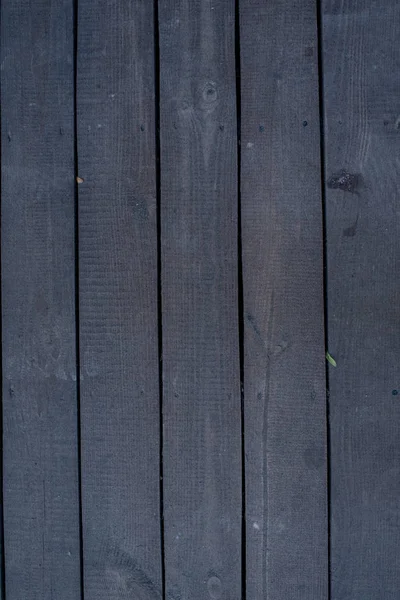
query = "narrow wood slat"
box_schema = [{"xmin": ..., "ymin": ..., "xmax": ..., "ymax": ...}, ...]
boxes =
[
  {"xmin": 158, "ymin": 1, "xmax": 242, "ymax": 599},
  {"xmin": 76, "ymin": 1, "xmax": 162, "ymax": 598},
  {"xmin": 1, "ymin": 0, "xmax": 81, "ymax": 598},
  {"xmin": 322, "ymin": 2, "xmax": 400, "ymax": 598},
  {"xmin": 240, "ymin": 2, "xmax": 328, "ymax": 598}
]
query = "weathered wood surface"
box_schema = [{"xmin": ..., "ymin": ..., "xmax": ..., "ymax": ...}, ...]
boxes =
[
  {"xmin": 1, "ymin": 1, "xmax": 399, "ymax": 598},
  {"xmin": 240, "ymin": 1, "xmax": 328, "ymax": 598},
  {"xmin": 322, "ymin": 1, "xmax": 400, "ymax": 599},
  {"xmin": 1, "ymin": 0, "xmax": 80, "ymax": 598},
  {"xmin": 158, "ymin": 1, "xmax": 242, "ymax": 599},
  {"xmin": 77, "ymin": 1, "xmax": 162, "ymax": 598}
]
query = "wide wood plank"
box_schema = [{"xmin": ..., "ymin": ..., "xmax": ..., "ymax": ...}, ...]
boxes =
[
  {"xmin": 158, "ymin": 1, "xmax": 242, "ymax": 599},
  {"xmin": 76, "ymin": 1, "xmax": 162, "ymax": 598},
  {"xmin": 240, "ymin": 2, "xmax": 328, "ymax": 599},
  {"xmin": 322, "ymin": 2, "xmax": 400, "ymax": 598},
  {"xmin": 1, "ymin": 0, "xmax": 81, "ymax": 598}
]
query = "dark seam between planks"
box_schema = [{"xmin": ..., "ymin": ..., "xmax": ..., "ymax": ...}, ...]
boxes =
[
  {"xmin": 316, "ymin": 0, "xmax": 331, "ymax": 597},
  {"xmin": 154, "ymin": 2, "xmax": 166, "ymax": 599},
  {"xmin": 73, "ymin": 0, "xmax": 84, "ymax": 597},
  {"xmin": 234, "ymin": 2, "xmax": 246, "ymax": 600},
  {"xmin": 0, "ymin": 6, "xmax": 6, "ymax": 594}
]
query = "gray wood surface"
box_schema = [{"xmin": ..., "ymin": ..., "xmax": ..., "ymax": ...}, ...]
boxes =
[
  {"xmin": 322, "ymin": 2, "xmax": 400, "ymax": 598},
  {"xmin": 2, "ymin": 2, "xmax": 399, "ymax": 597},
  {"xmin": 240, "ymin": 2, "xmax": 328, "ymax": 598},
  {"xmin": 158, "ymin": 1, "xmax": 242, "ymax": 599},
  {"xmin": 0, "ymin": 0, "xmax": 81, "ymax": 598},
  {"xmin": 76, "ymin": 1, "xmax": 162, "ymax": 598}
]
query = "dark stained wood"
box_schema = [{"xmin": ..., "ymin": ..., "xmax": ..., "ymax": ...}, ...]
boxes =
[
  {"xmin": 0, "ymin": 0, "xmax": 81, "ymax": 598},
  {"xmin": 2, "ymin": 1, "xmax": 398, "ymax": 596},
  {"xmin": 76, "ymin": 1, "xmax": 162, "ymax": 598},
  {"xmin": 322, "ymin": 2, "xmax": 400, "ymax": 598},
  {"xmin": 158, "ymin": 1, "xmax": 242, "ymax": 599},
  {"xmin": 240, "ymin": 2, "xmax": 328, "ymax": 598}
]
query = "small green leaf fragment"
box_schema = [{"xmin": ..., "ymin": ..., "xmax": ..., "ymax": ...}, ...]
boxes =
[{"xmin": 326, "ymin": 352, "xmax": 337, "ymax": 367}]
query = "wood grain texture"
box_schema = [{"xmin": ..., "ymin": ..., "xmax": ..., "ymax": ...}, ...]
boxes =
[
  {"xmin": 240, "ymin": 2, "xmax": 328, "ymax": 598},
  {"xmin": 158, "ymin": 1, "xmax": 242, "ymax": 599},
  {"xmin": 322, "ymin": 2, "xmax": 400, "ymax": 598},
  {"xmin": 76, "ymin": 1, "xmax": 162, "ymax": 598},
  {"xmin": 0, "ymin": 0, "xmax": 80, "ymax": 598}
]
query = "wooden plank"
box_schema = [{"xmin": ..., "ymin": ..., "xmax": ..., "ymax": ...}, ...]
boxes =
[
  {"xmin": 240, "ymin": 2, "xmax": 328, "ymax": 598},
  {"xmin": 0, "ymin": 0, "xmax": 81, "ymax": 598},
  {"xmin": 158, "ymin": 1, "xmax": 242, "ymax": 599},
  {"xmin": 76, "ymin": 1, "xmax": 162, "ymax": 598},
  {"xmin": 322, "ymin": 2, "xmax": 400, "ymax": 598}
]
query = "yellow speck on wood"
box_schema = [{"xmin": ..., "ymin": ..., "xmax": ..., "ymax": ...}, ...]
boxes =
[{"xmin": 76, "ymin": 176, "xmax": 84, "ymax": 184}]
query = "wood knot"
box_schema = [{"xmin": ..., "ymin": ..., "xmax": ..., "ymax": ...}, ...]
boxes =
[
  {"xmin": 327, "ymin": 169, "xmax": 362, "ymax": 194},
  {"xmin": 207, "ymin": 576, "xmax": 222, "ymax": 599},
  {"xmin": 199, "ymin": 81, "xmax": 219, "ymax": 111}
]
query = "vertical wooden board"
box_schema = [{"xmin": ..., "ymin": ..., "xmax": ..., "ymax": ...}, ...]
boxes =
[
  {"xmin": 158, "ymin": 1, "xmax": 241, "ymax": 599},
  {"xmin": 322, "ymin": 2, "xmax": 400, "ymax": 598},
  {"xmin": 1, "ymin": 0, "xmax": 81, "ymax": 598},
  {"xmin": 76, "ymin": 1, "xmax": 162, "ymax": 599},
  {"xmin": 240, "ymin": 2, "xmax": 328, "ymax": 599}
]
